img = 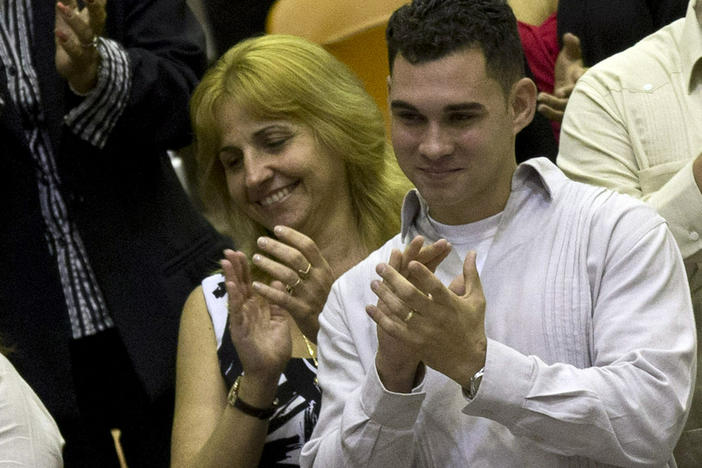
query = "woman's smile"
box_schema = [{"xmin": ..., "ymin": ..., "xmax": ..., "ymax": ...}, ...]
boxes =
[{"xmin": 257, "ymin": 181, "xmax": 300, "ymax": 207}]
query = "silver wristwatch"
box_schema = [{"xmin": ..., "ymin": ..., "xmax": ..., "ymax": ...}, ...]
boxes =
[{"xmin": 466, "ymin": 366, "xmax": 485, "ymax": 400}]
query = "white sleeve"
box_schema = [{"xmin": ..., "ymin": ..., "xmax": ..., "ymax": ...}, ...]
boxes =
[{"xmin": 463, "ymin": 221, "xmax": 696, "ymax": 466}]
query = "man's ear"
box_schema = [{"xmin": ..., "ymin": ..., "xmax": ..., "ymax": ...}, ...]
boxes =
[{"xmin": 510, "ymin": 77, "xmax": 537, "ymax": 135}]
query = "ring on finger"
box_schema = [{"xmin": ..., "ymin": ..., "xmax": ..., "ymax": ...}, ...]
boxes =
[
  {"xmin": 80, "ymin": 36, "xmax": 99, "ymax": 49},
  {"xmin": 286, "ymin": 277, "xmax": 302, "ymax": 295},
  {"xmin": 298, "ymin": 262, "xmax": 312, "ymax": 278}
]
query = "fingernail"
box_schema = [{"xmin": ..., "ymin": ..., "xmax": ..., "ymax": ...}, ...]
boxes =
[
  {"xmin": 252, "ymin": 281, "xmax": 262, "ymax": 290},
  {"xmin": 252, "ymin": 254, "xmax": 261, "ymax": 263},
  {"xmin": 376, "ymin": 264, "xmax": 386, "ymax": 275},
  {"xmin": 274, "ymin": 225, "xmax": 283, "ymax": 235},
  {"xmin": 257, "ymin": 237, "xmax": 267, "ymax": 247},
  {"xmin": 370, "ymin": 280, "xmax": 380, "ymax": 290}
]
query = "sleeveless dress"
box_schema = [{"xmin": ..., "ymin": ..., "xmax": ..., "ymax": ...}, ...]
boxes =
[{"xmin": 202, "ymin": 274, "xmax": 321, "ymax": 467}]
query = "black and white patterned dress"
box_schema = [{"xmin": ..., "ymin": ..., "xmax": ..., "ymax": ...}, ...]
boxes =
[{"xmin": 202, "ymin": 274, "xmax": 320, "ymax": 467}]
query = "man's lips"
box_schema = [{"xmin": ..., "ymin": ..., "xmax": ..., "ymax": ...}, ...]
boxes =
[{"xmin": 417, "ymin": 166, "xmax": 462, "ymax": 175}]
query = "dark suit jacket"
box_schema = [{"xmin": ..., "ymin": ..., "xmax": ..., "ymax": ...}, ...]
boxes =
[
  {"xmin": 558, "ymin": 0, "xmax": 688, "ymax": 66},
  {"xmin": 0, "ymin": 0, "xmax": 231, "ymax": 423}
]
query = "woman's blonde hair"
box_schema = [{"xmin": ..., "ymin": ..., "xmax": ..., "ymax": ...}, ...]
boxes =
[{"xmin": 191, "ymin": 34, "xmax": 410, "ymax": 257}]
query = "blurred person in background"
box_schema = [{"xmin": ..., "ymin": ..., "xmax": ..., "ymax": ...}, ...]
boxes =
[
  {"xmin": 0, "ymin": 0, "xmax": 231, "ymax": 465},
  {"xmin": 558, "ymin": 1, "xmax": 702, "ymax": 464}
]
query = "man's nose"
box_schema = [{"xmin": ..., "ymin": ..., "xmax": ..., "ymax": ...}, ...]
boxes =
[{"xmin": 418, "ymin": 123, "xmax": 454, "ymax": 160}]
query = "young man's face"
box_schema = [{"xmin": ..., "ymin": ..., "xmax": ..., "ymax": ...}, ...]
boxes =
[{"xmin": 389, "ymin": 48, "xmax": 522, "ymax": 225}]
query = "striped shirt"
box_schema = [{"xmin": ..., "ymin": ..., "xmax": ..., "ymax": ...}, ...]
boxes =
[{"xmin": 0, "ymin": 0, "xmax": 132, "ymax": 338}]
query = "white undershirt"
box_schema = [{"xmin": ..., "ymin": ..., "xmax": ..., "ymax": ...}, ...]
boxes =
[{"xmin": 427, "ymin": 211, "xmax": 502, "ymax": 273}]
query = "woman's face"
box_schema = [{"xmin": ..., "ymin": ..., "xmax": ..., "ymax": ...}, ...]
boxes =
[{"xmin": 214, "ymin": 100, "xmax": 350, "ymax": 235}]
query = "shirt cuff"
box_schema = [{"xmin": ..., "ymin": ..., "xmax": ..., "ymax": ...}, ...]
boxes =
[
  {"xmin": 650, "ymin": 159, "xmax": 702, "ymax": 260},
  {"xmin": 461, "ymin": 338, "xmax": 535, "ymax": 426},
  {"xmin": 64, "ymin": 37, "xmax": 132, "ymax": 149},
  {"xmin": 359, "ymin": 359, "xmax": 426, "ymax": 430}
]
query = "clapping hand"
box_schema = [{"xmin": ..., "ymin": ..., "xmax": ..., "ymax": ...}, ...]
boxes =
[
  {"xmin": 537, "ymin": 33, "xmax": 587, "ymax": 123},
  {"xmin": 368, "ymin": 248, "xmax": 487, "ymax": 390},
  {"xmin": 55, "ymin": 0, "xmax": 107, "ymax": 94},
  {"xmin": 250, "ymin": 225, "xmax": 334, "ymax": 344},
  {"xmin": 367, "ymin": 236, "xmax": 452, "ymax": 392},
  {"xmin": 222, "ymin": 250, "xmax": 292, "ymax": 382}
]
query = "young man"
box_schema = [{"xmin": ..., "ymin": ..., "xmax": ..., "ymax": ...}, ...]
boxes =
[{"xmin": 300, "ymin": 1, "xmax": 696, "ymax": 466}]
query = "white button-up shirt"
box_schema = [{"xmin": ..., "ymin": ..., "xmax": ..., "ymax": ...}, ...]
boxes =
[{"xmin": 301, "ymin": 158, "xmax": 696, "ymax": 467}]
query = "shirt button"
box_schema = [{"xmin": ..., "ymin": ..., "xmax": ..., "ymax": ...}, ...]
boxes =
[{"xmin": 689, "ymin": 231, "xmax": 699, "ymax": 241}]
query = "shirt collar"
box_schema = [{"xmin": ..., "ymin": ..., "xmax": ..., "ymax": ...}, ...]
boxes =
[
  {"xmin": 400, "ymin": 157, "xmax": 557, "ymax": 241},
  {"xmin": 682, "ymin": 0, "xmax": 702, "ymax": 93}
]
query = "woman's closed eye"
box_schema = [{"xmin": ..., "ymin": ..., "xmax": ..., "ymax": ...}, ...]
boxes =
[
  {"xmin": 262, "ymin": 137, "xmax": 290, "ymax": 152},
  {"xmin": 219, "ymin": 149, "xmax": 243, "ymax": 170},
  {"xmin": 256, "ymin": 126, "xmax": 296, "ymax": 153}
]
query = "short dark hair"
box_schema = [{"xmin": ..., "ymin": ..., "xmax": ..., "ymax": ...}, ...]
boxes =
[{"xmin": 386, "ymin": 0, "xmax": 524, "ymax": 94}]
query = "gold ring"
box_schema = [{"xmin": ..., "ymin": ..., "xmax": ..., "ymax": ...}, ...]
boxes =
[
  {"xmin": 404, "ymin": 310, "xmax": 415, "ymax": 322},
  {"xmin": 298, "ymin": 263, "xmax": 312, "ymax": 278},
  {"xmin": 80, "ymin": 36, "xmax": 98, "ymax": 49},
  {"xmin": 286, "ymin": 277, "xmax": 302, "ymax": 295}
]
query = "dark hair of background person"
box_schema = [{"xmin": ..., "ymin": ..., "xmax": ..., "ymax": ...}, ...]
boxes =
[{"xmin": 386, "ymin": 0, "xmax": 524, "ymax": 95}]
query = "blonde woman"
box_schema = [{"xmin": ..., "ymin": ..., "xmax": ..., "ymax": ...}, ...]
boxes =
[{"xmin": 170, "ymin": 35, "xmax": 442, "ymax": 467}]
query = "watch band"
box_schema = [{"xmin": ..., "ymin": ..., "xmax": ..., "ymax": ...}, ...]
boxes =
[{"xmin": 227, "ymin": 375, "xmax": 278, "ymax": 420}]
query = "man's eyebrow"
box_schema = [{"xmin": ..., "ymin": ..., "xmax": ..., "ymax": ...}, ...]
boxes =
[
  {"xmin": 390, "ymin": 100, "xmax": 418, "ymax": 111},
  {"xmin": 445, "ymin": 102, "xmax": 485, "ymax": 112},
  {"xmin": 390, "ymin": 101, "xmax": 485, "ymax": 112}
]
